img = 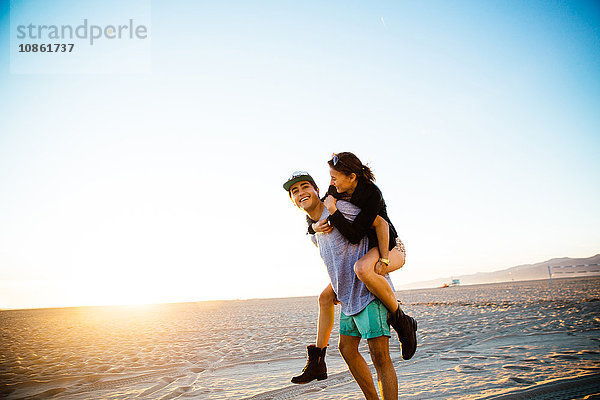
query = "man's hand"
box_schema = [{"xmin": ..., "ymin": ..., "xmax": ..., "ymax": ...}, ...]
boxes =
[
  {"xmin": 324, "ymin": 195, "xmax": 337, "ymax": 214},
  {"xmin": 312, "ymin": 219, "xmax": 333, "ymax": 234}
]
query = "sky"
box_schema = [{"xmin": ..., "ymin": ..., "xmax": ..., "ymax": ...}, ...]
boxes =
[{"xmin": 0, "ymin": 0, "xmax": 599, "ymax": 309}]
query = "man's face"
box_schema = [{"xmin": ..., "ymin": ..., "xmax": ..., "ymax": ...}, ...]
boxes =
[{"xmin": 289, "ymin": 180, "xmax": 320, "ymax": 211}]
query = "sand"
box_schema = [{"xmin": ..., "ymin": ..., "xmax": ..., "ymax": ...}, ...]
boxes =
[{"xmin": 1, "ymin": 277, "xmax": 599, "ymax": 399}]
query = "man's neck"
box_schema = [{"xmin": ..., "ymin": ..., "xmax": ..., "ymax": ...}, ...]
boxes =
[{"xmin": 306, "ymin": 201, "xmax": 325, "ymax": 221}]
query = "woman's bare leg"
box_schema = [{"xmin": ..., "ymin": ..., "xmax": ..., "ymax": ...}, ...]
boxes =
[
  {"xmin": 384, "ymin": 247, "xmax": 406, "ymax": 274},
  {"xmin": 354, "ymin": 247, "xmax": 404, "ymax": 313},
  {"xmin": 317, "ymin": 284, "xmax": 336, "ymax": 348},
  {"xmin": 355, "ymin": 246, "xmax": 417, "ymax": 360}
]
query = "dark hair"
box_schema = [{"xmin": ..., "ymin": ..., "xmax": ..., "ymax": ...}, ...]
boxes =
[{"xmin": 328, "ymin": 152, "xmax": 375, "ymax": 182}]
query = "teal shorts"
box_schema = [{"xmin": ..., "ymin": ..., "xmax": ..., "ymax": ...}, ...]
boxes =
[{"xmin": 339, "ymin": 299, "xmax": 391, "ymax": 339}]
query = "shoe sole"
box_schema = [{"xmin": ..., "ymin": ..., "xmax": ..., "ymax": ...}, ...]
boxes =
[{"xmin": 291, "ymin": 374, "xmax": 328, "ymax": 384}]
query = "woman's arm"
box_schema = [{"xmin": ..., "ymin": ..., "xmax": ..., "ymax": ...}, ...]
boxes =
[
  {"xmin": 373, "ymin": 216, "xmax": 389, "ymax": 260},
  {"xmin": 373, "ymin": 216, "xmax": 390, "ymax": 275},
  {"xmin": 325, "ymin": 184, "xmax": 383, "ymax": 244}
]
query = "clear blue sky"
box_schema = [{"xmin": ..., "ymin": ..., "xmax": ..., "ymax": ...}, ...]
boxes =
[{"xmin": 1, "ymin": 0, "xmax": 599, "ymax": 308}]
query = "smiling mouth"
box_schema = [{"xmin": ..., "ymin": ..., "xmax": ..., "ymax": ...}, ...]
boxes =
[{"xmin": 299, "ymin": 195, "xmax": 310, "ymax": 203}]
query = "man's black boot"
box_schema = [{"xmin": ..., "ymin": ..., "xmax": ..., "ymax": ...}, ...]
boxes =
[
  {"xmin": 291, "ymin": 345, "xmax": 327, "ymax": 384},
  {"xmin": 387, "ymin": 306, "xmax": 418, "ymax": 360}
]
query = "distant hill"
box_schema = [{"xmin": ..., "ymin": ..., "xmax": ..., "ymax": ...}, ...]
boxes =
[{"xmin": 397, "ymin": 254, "xmax": 600, "ymax": 290}]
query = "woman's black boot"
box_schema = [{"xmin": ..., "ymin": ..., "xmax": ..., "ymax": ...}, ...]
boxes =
[{"xmin": 388, "ymin": 306, "xmax": 418, "ymax": 360}]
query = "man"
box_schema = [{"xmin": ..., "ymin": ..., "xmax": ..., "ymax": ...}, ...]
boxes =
[{"xmin": 284, "ymin": 171, "xmax": 400, "ymax": 400}]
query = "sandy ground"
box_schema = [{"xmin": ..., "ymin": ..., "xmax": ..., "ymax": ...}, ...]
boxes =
[{"xmin": 1, "ymin": 277, "xmax": 599, "ymax": 399}]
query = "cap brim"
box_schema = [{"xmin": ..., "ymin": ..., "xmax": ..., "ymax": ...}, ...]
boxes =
[{"xmin": 283, "ymin": 176, "xmax": 314, "ymax": 191}]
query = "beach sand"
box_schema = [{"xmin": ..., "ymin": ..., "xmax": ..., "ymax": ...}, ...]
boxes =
[{"xmin": 1, "ymin": 277, "xmax": 599, "ymax": 399}]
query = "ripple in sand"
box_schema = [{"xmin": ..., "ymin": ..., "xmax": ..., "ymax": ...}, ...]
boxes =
[
  {"xmin": 79, "ymin": 375, "xmax": 102, "ymax": 384},
  {"xmin": 509, "ymin": 376, "xmax": 535, "ymax": 384},
  {"xmin": 33, "ymin": 387, "xmax": 68, "ymax": 397},
  {"xmin": 503, "ymin": 364, "xmax": 534, "ymax": 371},
  {"xmin": 550, "ymin": 353, "xmax": 580, "ymax": 360},
  {"xmin": 581, "ymin": 350, "xmax": 600, "ymax": 355},
  {"xmin": 521, "ymin": 357, "xmax": 544, "ymax": 363}
]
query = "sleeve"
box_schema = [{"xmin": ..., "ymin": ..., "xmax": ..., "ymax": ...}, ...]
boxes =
[
  {"xmin": 327, "ymin": 184, "xmax": 383, "ymax": 244},
  {"xmin": 310, "ymin": 234, "xmax": 318, "ymax": 247},
  {"xmin": 327, "ymin": 185, "xmax": 341, "ymax": 198}
]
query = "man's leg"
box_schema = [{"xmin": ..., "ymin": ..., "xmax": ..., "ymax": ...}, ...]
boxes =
[
  {"xmin": 338, "ymin": 335, "xmax": 380, "ymax": 400},
  {"xmin": 317, "ymin": 284, "xmax": 336, "ymax": 348},
  {"xmin": 367, "ymin": 336, "xmax": 397, "ymax": 400},
  {"xmin": 292, "ymin": 284, "xmax": 334, "ymax": 384}
]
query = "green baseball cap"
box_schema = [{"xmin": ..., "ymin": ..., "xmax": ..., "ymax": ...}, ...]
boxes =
[{"xmin": 283, "ymin": 171, "xmax": 317, "ymax": 192}]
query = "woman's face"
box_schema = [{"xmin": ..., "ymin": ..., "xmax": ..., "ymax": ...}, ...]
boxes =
[{"xmin": 329, "ymin": 167, "xmax": 356, "ymax": 194}]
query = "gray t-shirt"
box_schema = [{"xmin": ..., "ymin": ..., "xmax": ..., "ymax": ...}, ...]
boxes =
[{"xmin": 311, "ymin": 200, "xmax": 395, "ymax": 316}]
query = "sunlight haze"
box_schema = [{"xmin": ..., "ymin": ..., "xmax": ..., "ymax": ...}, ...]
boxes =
[{"xmin": 1, "ymin": 0, "xmax": 599, "ymax": 309}]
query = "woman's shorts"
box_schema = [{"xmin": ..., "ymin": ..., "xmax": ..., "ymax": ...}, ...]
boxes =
[{"xmin": 395, "ymin": 238, "xmax": 406, "ymax": 257}]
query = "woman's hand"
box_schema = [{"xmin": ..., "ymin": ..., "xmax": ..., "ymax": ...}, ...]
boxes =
[
  {"xmin": 312, "ymin": 219, "xmax": 333, "ymax": 234},
  {"xmin": 324, "ymin": 195, "xmax": 338, "ymax": 214},
  {"xmin": 375, "ymin": 261, "xmax": 387, "ymax": 276}
]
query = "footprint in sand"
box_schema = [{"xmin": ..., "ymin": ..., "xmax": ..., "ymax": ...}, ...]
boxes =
[
  {"xmin": 454, "ymin": 365, "xmax": 485, "ymax": 373},
  {"xmin": 303, "ymin": 384, "xmax": 327, "ymax": 394}
]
